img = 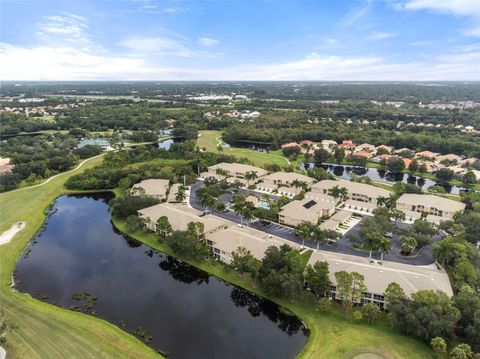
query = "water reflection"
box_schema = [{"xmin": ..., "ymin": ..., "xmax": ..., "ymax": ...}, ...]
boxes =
[
  {"xmin": 15, "ymin": 194, "xmax": 307, "ymax": 359},
  {"xmin": 301, "ymin": 162, "xmax": 463, "ymax": 194}
]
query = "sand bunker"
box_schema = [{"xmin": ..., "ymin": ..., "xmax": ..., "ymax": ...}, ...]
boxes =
[{"xmin": 0, "ymin": 221, "xmax": 26, "ymax": 245}]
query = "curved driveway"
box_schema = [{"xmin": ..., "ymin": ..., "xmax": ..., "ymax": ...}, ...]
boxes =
[{"xmin": 190, "ymin": 180, "xmax": 440, "ymax": 266}]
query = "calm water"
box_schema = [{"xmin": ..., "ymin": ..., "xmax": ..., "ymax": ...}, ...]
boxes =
[
  {"xmin": 15, "ymin": 194, "xmax": 307, "ymax": 359},
  {"xmin": 301, "ymin": 162, "xmax": 463, "ymax": 194},
  {"xmin": 158, "ymin": 138, "xmax": 174, "ymax": 149}
]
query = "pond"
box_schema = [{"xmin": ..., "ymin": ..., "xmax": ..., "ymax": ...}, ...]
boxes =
[
  {"xmin": 14, "ymin": 194, "xmax": 307, "ymax": 359},
  {"xmin": 157, "ymin": 138, "xmax": 174, "ymax": 150},
  {"xmin": 301, "ymin": 162, "xmax": 464, "ymax": 194}
]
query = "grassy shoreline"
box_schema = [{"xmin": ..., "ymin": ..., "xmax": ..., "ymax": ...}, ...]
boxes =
[{"xmin": 0, "ymin": 155, "xmax": 161, "ymax": 359}]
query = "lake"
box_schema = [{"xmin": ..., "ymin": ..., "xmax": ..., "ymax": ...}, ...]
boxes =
[
  {"xmin": 14, "ymin": 194, "xmax": 307, "ymax": 359},
  {"xmin": 301, "ymin": 162, "xmax": 464, "ymax": 194}
]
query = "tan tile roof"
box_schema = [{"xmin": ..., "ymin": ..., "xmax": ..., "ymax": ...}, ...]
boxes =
[
  {"xmin": 138, "ymin": 203, "xmax": 228, "ymax": 233},
  {"xmin": 261, "ymin": 172, "xmax": 315, "ymax": 185},
  {"xmin": 308, "ymin": 251, "xmax": 453, "ymax": 297},
  {"xmin": 279, "ymin": 198, "xmax": 335, "ymax": 223},
  {"xmin": 397, "ymin": 194, "xmax": 466, "ymax": 213},
  {"xmin": 311, "ymin": 180, "xmax": 390, "ymax": 199},
  {"xmin": 209, "ymin": 162, "xmax": 268, "ymax": 177},
  {"xmin": 132, "ymin": 179, "xmax": 170, "ymax": 197}
]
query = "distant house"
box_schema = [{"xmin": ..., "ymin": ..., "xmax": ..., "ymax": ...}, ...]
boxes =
[
  {"xmin": 355, "ymin": 143, "xmax": 375, "ymax": 152},
  {"xmin": 436, "ymin": 154, "xmax": 462, "ymax": 163},
  {"xmin": 396, "ymin": 194, "xmax": 466, "ymax": 224},
  {"xmin": 338, "ymin": 139, "xmax": 355, "ymax": 150},
  {"xmin": 374, "ymin": 144, "xmax": 393, "ymax": 153},
  {"xmin": 352, "ymin": 151, "xmax": 373, "ymax": 159},
  {"xmin": 415, "ymin": 151, "xmax": 438, "ymax": 160},
  {"xmin": 0, "ymin": 157, "xmax": 14, "ymax": 174},
  {"xmin": 132, "ymin": 179, "xmax": 170, "ymax": 199}
]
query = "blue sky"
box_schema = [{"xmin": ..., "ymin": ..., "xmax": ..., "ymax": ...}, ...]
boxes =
[{"xmin": 1, "ymin": 0, "xmax": 480, "ymax": 80}]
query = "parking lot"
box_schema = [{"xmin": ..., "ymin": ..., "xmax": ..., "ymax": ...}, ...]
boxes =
[{"xmin": 190, "ymin": 180, "xmax": 439, "ymax": 265}]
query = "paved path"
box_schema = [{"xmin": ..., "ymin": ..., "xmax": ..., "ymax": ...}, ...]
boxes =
[
  {"xmin": 7, "ymin": 154, "xmax": 104, "ymax": 193},
  {"xmin": 190, "ymin": 180, "xmax": 438, "ymax": 266}
]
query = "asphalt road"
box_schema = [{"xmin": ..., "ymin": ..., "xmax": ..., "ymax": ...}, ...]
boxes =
[{"xmin": 190, "ymin": 180, "xmax": 439, "ymax": 266}]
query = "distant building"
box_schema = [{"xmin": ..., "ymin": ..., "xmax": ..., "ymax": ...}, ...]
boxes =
[
  {"xmin": 396, "ymin": 193, "xmax": 466, "ymax": 224},
  {"xmin": 415, "ymin": 151, "xmax": 438, "ymax": 160},
  {"xmin": 201, "ymin": 162, "xmax": 268, "ymax": 181},
  {"xmin": 77, "ymin": 138, "xmax": 111, "ymax": 150},
  {"xmin": 355, "ymin": 143, "xmax": 375, "ymax": 152}
]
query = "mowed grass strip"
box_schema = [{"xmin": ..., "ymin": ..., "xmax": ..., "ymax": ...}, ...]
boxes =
[
  {"xmin": 113, "ymin": 216, "xmax": 435, "ymax": 359},
  {"xmin": 0, "ymin": 155, "xmax": 161, "ymax": 359},
  {"xmin": 197, "ymin": 130, "xmax": 290, "ymax": 167}
]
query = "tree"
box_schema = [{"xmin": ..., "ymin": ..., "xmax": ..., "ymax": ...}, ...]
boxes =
[
  {"xmin": 334, "ymin": 147, "xmax": 345, "ymax": 163},
  {"xmin": 364, "ymin": 231, "xmax": 384, "ymax": 260},
  {"xmin": 387, "ymin": 157, "xmax": 405, "ymax": 173},
  {"xmin": 362, "ymin": 302, "xmax": 381, "ymax": 324},
  {"xmin": 215, "ymin": 167, "xmax": 228, "ymax": 180},
  {"xmin": 187, "ymin": 221, "xmax": 205, "ymax": 240},
  {"xmin": 378, "ymin": 237, "xmax": 392, "ymax": 263},
  {"xmin": 156, "ymin": 216, "xmax": 172, "ymax": 238},
  {"xmin": 352, "ymin": 310, "xmax": 363, "ymax": 321},
  {"xmin": 318, "ymin": 297, "xmax": 332, "ymax": 311},
  {"xmin": 305, "ymin": 261, "xmax": 331, "ymax": 298},
  {"xmin": 125, "ymin": 215, "xmax": 142, "ymax": 232},
  {"xmin": 391, "ymin": 208, "xmax": 405, "ymax": 225},
  {"xmin": 175, "ymin": 185, "xmax": 187, "ymax": 202},
  {"xmin": 242, "ymin": 206, "xmax": 254, "ymax": 226},
  {"xmin": 408, "ymin": 159, "xmax": 419, "ymax": 172},
  {"xmin": 335, "ymin": 271, "xmax": 353, "ymax": 303},
  {"xmin": 231, "ymin": 246, "xmax": 256, "ymax": 275},
  {"xmin": 313, "ymin": 148, "xmax": 330, "ymax": 165},
  {"xmin": 436, "ymin": 168, "xmax": 454, "ymax": 181},
  {"xmin": 450, "ymin": 344, "xmax": 474, "ymax": 359},
  {"xmin": 296, "ymin": 222, "xmax": 313, "ymax": 248},
  {"xmin": 201, "ymin": 194, "xmax": 217, "ymax": 213},
  {"xmin": 430, "ymin": 337, "xmax": 447, "ymax": 359},
  {"xmin": 400, "ymin": 236, "xmax": 417, "ymax": 255},
  {"xmin": 244, "ymin": 171, "xmax": 258, "ymax": 185},
  {"xmin": 216, "ymin": 144, "xmax": 223, "ymax": 154},
  {"xmin": 384, "ymin": 282, "xmax": 406, "ymax": 309},
  {"xmin": 463, "ymin": 171, "xmax": 477, "ymax": 187}
]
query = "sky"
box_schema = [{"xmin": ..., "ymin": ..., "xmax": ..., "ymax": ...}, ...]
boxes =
[{"xmin": 1, "ymin": 0, "xmax": 480, "ymax": 81}]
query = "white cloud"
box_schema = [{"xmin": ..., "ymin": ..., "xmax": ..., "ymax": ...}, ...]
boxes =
[
  {"xmin": 367, "ymin": 32, "xmax": 394, "ymax": 40},
  {"xmin": 396, "ymin": 0, "xmax": 480, "ymax": 17},
  {"xmin": 37, "ymin": 14, "xmax": 91, "ymax": 45},
  {"xmin": 119, "ymin": 35, "xmax": 216, "ymax": 57},
  {"xmin": 462, "ymin": 25, "xmax": 480, "ymax": 37},
  {"xmin": 2, "ymin": 41, "xmax": 480, "ymax": 81},
  {"xmin": 198, "ymin": 37, "xmax": 219, "ymax": 47},
  {"xmin": 339, "ymin": 0, "xmax": 373, "ymax": 27}
]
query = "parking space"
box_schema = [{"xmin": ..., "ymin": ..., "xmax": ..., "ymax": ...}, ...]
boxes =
[{"xmin": 190, "ymin": 180, "xmax": 439, "ymax": 265}]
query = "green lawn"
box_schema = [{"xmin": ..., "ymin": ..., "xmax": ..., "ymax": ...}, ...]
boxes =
[
  {"xmin": 0, "ymin": 155, "xmax": 160, "ymax": 359},
  {"xmin": 113, "ymin": 216, "xmax": 435, "ymax": 359},
  {"xmin": 197, "ymin": 130, "xmax": 291, "ymax": 167}
]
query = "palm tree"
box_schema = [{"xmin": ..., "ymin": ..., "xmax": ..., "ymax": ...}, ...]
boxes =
[
  {"xmin": 201, "ymin": 194, "xmax": 217, "ymax": 213},
  {"xmin": 296, "ymin": 222, "xmax": 313, "ymax": 248},
  {"xmin": 215, "ymin": 168, "xmax": 229, "ymax": 180},
  {"xmin": 312, "ymin": 226, "xmax": 329, "ymax": 250},
  {"xmin": 175, "ymin": 185, "xmax": 187, "ymax": 202},
  {"xmin": 242, "ymin": 207, "xmax": 254, "ymax": 226},
  {"xmin": 244, "ymin": 171, "xmax": 258, "ymax": 185},
  {"xmin": 217, "ymin": 144, "xmax": 223, "ymax": 154},
  {"xmin": 378, "ymin": 237, "xmax": 392, "ymax": 263},
  {"xmin": 391, "ymin": 208, "xmax": 405, "ymax": 225},
  {"xmin": 232, "ymin": 195, "xmax": 246, "ymax": 224},
  {"xmin": 364, "ymin": 231, "xmax": 383, "ymax": 260},
  {"xmin": 324, "ymin": 229, "xmax": 340, "ymax": 244},
  {"xmin": 330, "ymin": 185, "xmax": 342, "ymax": 203},
  {"xmin": 156, "ymin": 216, "xmax": 172, "ymax": 238},
  {"xmin": 338, "ymin": 187, "xmax": 349, "ymax": 202}
]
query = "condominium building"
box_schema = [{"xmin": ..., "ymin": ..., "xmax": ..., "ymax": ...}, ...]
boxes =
[
  {"xmin": 200, "ymin": 162, "xmax": 268, "ymax": 181},
  {"xmin": 396, "ymin": 193, "xmax": 466, "ymax": 224},
  {"xmin": 278, "ymin": 196, "xmax": 336, "ymax": 227},
  {"xmin": 311, "ymin": 180, "xmax": 390, "ymax": 206},
  {"xmin": 131, "ymin": 179, "xmax": 170, "ymax": 199},
  {"xmin": 307, "ymin": 251, "xmax": 452, "ymax": 308}
]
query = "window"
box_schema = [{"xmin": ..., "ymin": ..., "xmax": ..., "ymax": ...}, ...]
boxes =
[{"xmin": 373, "ymin": 294, "xmax": 384, "ymax": 301}]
